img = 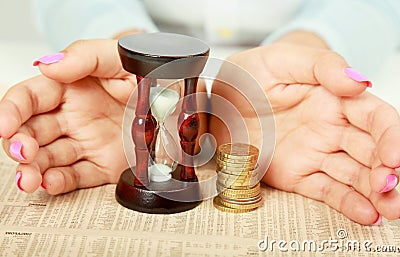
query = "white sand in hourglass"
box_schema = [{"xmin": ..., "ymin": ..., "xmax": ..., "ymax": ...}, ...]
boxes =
[
  {"xmin": 148, "ymin": 87, "xmax": 180, "ymax": 182},
  {"xmin": 149, "ymin": 87, "xmax": 180, "ymax": 121},
  {"xmin": 148, "ymin": 163, "xmax": 173, "ymax": 182}
]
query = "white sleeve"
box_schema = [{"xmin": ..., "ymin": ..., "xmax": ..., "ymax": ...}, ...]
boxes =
[
  {"xmin": 261, "ymin": 0, "xmax": 400, "ymax": 76},
  {"xmin": 32, "ymin": 0, "xmax": 158, "ymax": 50}
]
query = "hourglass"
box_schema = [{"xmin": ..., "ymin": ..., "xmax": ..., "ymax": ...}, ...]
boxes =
[{"xmin": 115, "ymin": 33, "xmax": 210, "ymax": 214}]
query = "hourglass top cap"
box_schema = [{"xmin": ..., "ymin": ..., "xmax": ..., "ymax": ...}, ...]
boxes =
[{"xmin": 118, "ymin": 32, "xmax": 210, "ymax": 78}]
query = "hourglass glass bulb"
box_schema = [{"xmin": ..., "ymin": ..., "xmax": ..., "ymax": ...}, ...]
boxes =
[
  {"xmin": 149, "ymin": 126, "xmax": 180, "ymax": 182},
  {"xmin": 148, "ymin": 85, "xmax": 181, "ymax": 182},
  {"xmin": 149, "ymin": 86, "xmax": 180, "ymax": 122}
]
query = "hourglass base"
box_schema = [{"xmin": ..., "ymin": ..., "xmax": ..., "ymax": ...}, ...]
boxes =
[{"xmin": 115, "ymin": 165, "xmax": 202, "ymax": 214}]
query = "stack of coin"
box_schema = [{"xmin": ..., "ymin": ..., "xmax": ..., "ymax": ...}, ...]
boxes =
[{"xmin": 213, "ymin": 143, "xmax": 263, "ymax": 213}]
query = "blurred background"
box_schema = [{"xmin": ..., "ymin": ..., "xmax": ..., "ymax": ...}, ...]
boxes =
[
  {"xmin": 0, "ymin": 0, "xmax": 50, "ymax": 93},
  {"xmin": 0, "ymin": 1, "xmax": 399, "ymax": 108},
  {"xmin": 0, "ymin": 0, "xmax": 41, "ymax": 42}
]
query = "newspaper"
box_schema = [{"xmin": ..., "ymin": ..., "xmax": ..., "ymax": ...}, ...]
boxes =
[{"xmin": 1, "ymin": 148, "xmax": 400, "ymax": 257}]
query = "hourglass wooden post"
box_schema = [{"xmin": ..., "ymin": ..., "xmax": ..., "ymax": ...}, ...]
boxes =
[
  {"xmin": 179, "ymin": 77, "xmax": 200, "ymax": 181},
  {"xmin": 131, "ymin": 76, "xmax": 155, "ymax": 187},
  {"xmin": 115, "ymin": 33, "xmax": 209, "ymax": 214}
]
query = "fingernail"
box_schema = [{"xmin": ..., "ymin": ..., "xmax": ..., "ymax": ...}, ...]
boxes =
[
  {"xmin": 379, "ymin": 174, "xmax": 398, "ymax": 193},
  {"xmin": 10, "ymin": 141, "xmax": 26, "ymax": 161},
  {"xmin": 372, "ymin": 215, "xmax": 382, "ymax": 226},
  {"xmin": 16, "ymin": 171, "xmax": 24, "ymax": 192},
  {"xmin": 33, "ymin": 53, "xmax": 64, "ymax": 66},
  {"xmin": 344, "ymin": 68, "xmax": 372, "ymax": 88}
]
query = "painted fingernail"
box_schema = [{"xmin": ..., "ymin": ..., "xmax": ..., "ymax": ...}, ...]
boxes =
[
  {"xmin": 344, "ymin": 68, "xmax": 372, "ymax": 88},
  {"xmin": 379, "ymin": 174, "xmax": 398, "ymax": 193},
  {"xmin": 16, "ymin": 171, "xmax": 24, "ymax": 192},
  {"xmin": 33, "ymin": 53, "xmax": 65, "ymax": 66},
  {"xmin": 10, "ymin": 141, "xmax": 26, "ymax": 161},
  {"xmin": 372, "ymin": 215, "xmax": 382, "ymax": 226}
]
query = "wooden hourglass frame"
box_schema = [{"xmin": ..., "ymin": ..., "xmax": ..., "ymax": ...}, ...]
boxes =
[{"xmin": 115, "ymin": 33, "xmax": 209, "ymax": 214}]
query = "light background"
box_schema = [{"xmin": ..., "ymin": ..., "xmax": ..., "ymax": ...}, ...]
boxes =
[
  {"xmin": 0, "ymin": 1, "xmax": 399, "ymax": 108},
  {"xmin": 0, "ymin": 0, "xmax": 41, "ymax": 41}
]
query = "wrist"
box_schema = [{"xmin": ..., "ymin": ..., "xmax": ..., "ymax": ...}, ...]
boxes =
[{"xmin": 275, "ymin": 30, "xmax": 329, "ymax": 49}]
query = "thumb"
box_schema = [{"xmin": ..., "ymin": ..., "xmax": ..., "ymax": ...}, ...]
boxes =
[
  {"xmin": 33, "ymin": 39, "xmax": 131, "ymax": 83},
  {"xmin": 259, "ymin": 43, "xmax": 372, "ymax": 97}
]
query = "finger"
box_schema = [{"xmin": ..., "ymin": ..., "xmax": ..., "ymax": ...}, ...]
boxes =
[
  {"xmin": 42, "ymin": 161, "xmax": 112, "ymax": 195},
  {"xmin": 292, "ymin": 172, "xmax": 379, "ymax": 225},
  {"xmin": 32, "ymin": 138, "xmax": 82, "ymax": 173},
  {"xmin": 15, "ymin": 163, "xmax": 42, "ymax": 193},
  {"xmin": 2, "ymin": 134, "xmax": 39, "ymax": 163},
  {"xmin": 0, "ymin": 76, "xmax": 63, "ymax": 138},
  {"xmin": 320, "ymin": 152, "xmax": 371, "ymax": 196},
  {"xmin": 99, "ymin": 76, "xmax": 136, "ymax": 104},
  {"xmin": 369, "ymin": 187, "xmax": 400, "ymax": 220},
  {"xmin": 36, "ymin": 39, "xmax": 131, "ymax": 84},
  {"xmin": 2, "ymin": 111, "xmax": 66, "ymax": 162},
  {"xmin": 369, "ymin": 165, "xmax": 398, "ymax": 194},
  {"xmin": 18, "ymin": 113, "xmax": 65, "ymax": 146},
  {"xmin": 256, "ymin": 44, "xmax": 370, "ymax": 96},
  {"xmin": 12, "ymin": 137, "xmax": 82, "ymax": 192},
  {"xmin": 321, "ymin": 152, "xmax": 400, "ymax": 220},
  {"xmin": 341, "ymin": 92, "xmax": 400, "ymax": 168},
  {"xmin": 339, "ymin": 125, "xmax": 377, "ymax": 168}
]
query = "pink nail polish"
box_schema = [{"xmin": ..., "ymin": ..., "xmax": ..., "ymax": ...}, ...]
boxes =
[
  {"xmin": 33, "ymin": 53, "xmax": 65, "ymax": 66},
  {"xmin": 344, "ymin": 68, "xmax": 372, "ymax": 88},
  {"xmin": 16, "ymin": 171, "xmax": 24, "ymax": 192},
  {"xmin": 10, "ymin": 141, "xmax": 26, "ymax": 161},
  {"xmin": 372, "ymin": 215, "xmax": 382, "ymax": 226},
  {"xmin": 379, "ymin": 174, "xmax": 398, "ymax": 193}
]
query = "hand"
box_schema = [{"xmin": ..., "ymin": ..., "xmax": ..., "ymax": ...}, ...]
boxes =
[
  {"xmin": 0, "ymin": 40, "xmax": 135, "ymax": 195},
  {"xmin": 210, "ymin": 42, "xmax": 400, "ymax": 225}
]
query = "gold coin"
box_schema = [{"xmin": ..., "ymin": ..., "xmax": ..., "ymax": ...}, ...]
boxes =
[
  {"xmin": 220, "ymin": 196, "xmax": 263, "ymax": 210},
  {"xmin": 219, "ymin": 193, "xmax": 261, "ymax": 202},
  {"xmin": 220, "ymin": 188, "xmax": 261, "ymax": 199},
  {"xmin": 217, "ymin": 170, "xmax": 258, "ymax": 180},
  {"xmin": 217, "ymin": 175, "xmax": 259, "ymax": 188},
  {"xmin": 217, "ymin": 183, "xmax": 261, "ymax": 195},
  {"xmin": 216, "ymin": 154, "xmax": 258, "ymax": 164},
  {"xmin": 217, "ymin": 178, "xmax": 258, "ymax": 187},
  {"xmin": 217, "ymin": 167, "xmax": 259, "ymax": 177},
  {"xmin": 219, "ymin": 194, "xmax": 262, "ymax": 205},
  {"xmin": 219, "ymin": 174, "xmax": 259, "ymax": 184},
  {"xmin": 217, "ymin": 165, "xmax": 258, "ymax": 174},
  {"xmin": 216, "ymin": 168, "xmax": 256, "ymax": 176},
  {"xmin": 220, "ymin": 183, "xmax": 260, "ymax": 190},
  {"xmin": 216, "ymin": 162, "xmax": 258, "ymax": 172},
  {"xmin": 218, "ymin": 143, "xmax": 259, "ymax": 158},
  {"xmin": 213, "ymin": 197, "xmax": 255, "ymax": 213},
  {"xmin": 216, "ymin": 156, "xmax": 258, "ymax": 163}
]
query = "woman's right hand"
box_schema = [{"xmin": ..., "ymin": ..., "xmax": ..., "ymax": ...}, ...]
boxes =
[{"xmin": 0, "ymin": 39, "xmax": 135, "ymax": 194}]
